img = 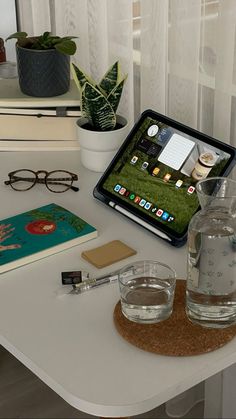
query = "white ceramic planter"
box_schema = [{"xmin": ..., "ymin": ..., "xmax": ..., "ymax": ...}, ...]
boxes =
[{"xmin": 76, "ymin": 116, "xmax": 129, "ymax": 172}]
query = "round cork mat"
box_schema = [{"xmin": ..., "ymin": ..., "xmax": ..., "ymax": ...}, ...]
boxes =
[{"xmin": 113, "ymin": 280, "xmax": 236, "ymax": 356}]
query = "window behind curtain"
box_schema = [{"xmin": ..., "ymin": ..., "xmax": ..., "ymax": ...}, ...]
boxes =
[{"xmin": 0, "ymin": 0, "xmax": 17, "ymax": 61}]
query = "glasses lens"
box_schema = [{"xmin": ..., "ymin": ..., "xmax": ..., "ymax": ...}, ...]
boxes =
[
  {"xmin": 46, "ymin": 171, "xmax": 73, "ymax": 193},
  {"xmin": 10, "ymin": 170, "xmax": 36, "ymax": 191}
]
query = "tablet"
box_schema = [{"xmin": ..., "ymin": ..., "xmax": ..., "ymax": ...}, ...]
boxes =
[{"xmin": 93, "ymin": 109, "xmax": 236, "ymax": 247}]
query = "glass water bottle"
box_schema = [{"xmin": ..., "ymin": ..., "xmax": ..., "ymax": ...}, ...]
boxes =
[{"xmin": 186, "ymin": 177, "xmax": 236, "ymax": 328}]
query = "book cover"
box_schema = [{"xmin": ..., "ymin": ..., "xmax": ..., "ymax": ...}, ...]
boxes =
[
  {"xmin": 0, "ymin": 79, "xmax": 80, "ymax": 108},
  {"xmin": 0, "ymin": 203, "xmax": 97, "ymax": 274},
  {"xmin": 0, "ymin": 114, "xmax": 79, "ymax": 141},
  {"xmin": 0, "ymin": 140, "xmax": 80, "ymax": 152},
  {"xmin": 0, "ymin": 106, "xmax": 81, "ymax": 117}
]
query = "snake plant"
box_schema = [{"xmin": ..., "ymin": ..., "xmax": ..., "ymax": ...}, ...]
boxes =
[{"xmin": 71, "ymin": 61, "xmax": 127, "ymax": 131}]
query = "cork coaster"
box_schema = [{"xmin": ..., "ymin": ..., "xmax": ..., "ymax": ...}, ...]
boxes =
[{"xmin": 113, "ymin": 280, "xmax": 236, "ymax": 356}]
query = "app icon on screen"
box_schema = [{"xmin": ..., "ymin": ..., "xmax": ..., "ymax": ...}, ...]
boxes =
[
  {"xmin": 168, "ymin": 216, "xmax": 175, "ymax": 222},
  {"xmin": 134, "ymin": 196, "xmax": 141, "ymax": 204},
  {"xmin": 187, "ymin": 186, "xmax": 195, "ymax": 194},
  {"xmin": 162, "ymin": 211, "xmax": 169, "ymax": 221},
  {"xmin": 151, "ymin": 207, "xmax": 157, "ymax": 213},
  {"xmin": 152, "ymin": 167, "xmax": 160, "ymax": 176},
  {"xmin": 114, "ymin": 184, "xmax": 121, "ymax": 192},
  {"xmin": 175, "ymin": 179, "xmax": 183, "ymax": 188},
  {"xmin": 125, "ymin": 190, "xmax": 130, "ymax": 197},
  {"xmin": 119, "ymin": 187, "xmax": 126, "ymax": 195},
  {"xmin": 131, "ymin": 155, "xmax": 138, "ymax": 164},
  {"xmin": 163, "ymin": 173, "xmax": 171, "ymax": 182},
  {"xmin": 144, "ymin": 202, "xmax": 152, "ymax": 210},
  {"xmin": 129, "ymin": 193, "xmax": 135, "ymax": 200},
  {"xmin": 141, "ymin": 161, "xmax": 149, "ymax": 170},
  {"xmin": 156, "ymin": 209, "xmax": 164, "ymax": 217},
  {"xmin": 139, "ymin": 199, "xmax": 146, "ymax": 207}
]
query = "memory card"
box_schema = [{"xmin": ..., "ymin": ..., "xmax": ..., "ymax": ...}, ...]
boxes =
[{"xmin": 61, "ymin": 270, "xmax": 90, "ymax": 285}]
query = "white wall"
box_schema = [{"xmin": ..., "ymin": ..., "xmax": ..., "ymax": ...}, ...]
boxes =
[{"xmin": 0, "ymin": 0, "xmax": 17, "ymax": 61}]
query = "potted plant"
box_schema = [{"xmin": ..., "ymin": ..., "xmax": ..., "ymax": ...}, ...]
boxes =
[
  {"xmin": 6, "ymin": 31, "xmax": 77, "ymax": 97},
  {"xmin": 71, "ymin": 61, "xmax": 129, "ymax": 172}
]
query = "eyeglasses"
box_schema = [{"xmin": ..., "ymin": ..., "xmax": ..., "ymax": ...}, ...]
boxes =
[{"xmin": 4, "ymin": 170, "xmax": 79, "ymax": 193}]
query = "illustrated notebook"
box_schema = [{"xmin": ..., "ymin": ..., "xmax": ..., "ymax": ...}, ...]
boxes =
[{"xmin": 0, "ymin": 203, "xmax": 97, "ymax": 273}]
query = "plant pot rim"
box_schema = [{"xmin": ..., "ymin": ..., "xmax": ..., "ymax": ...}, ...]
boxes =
[
  {"xmin": 16, "ymin": 44, "xmax": 58, "ymax": 53},
  {"xmin": 76, "ymin": 115, "xmax": 127, "ymax": 132},
  {"xmin": 77, "ymin": 115, "xmax": 130, "ymax": 152}
]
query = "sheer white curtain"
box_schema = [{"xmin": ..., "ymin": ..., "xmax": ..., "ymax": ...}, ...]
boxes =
[
  {"xmin": 140, "ymin": 0, "xmax": 236, "ymax": 155},
  {"xmin": 16, "ymin": 0, "xmax": 236, "ymax": 153},
  {"xmin": 16, "ymin": 1, "xmax": 236, "ymax": 417}
]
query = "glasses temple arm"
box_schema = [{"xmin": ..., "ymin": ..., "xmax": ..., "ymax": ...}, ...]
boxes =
[{"xmin": 70, "ymin": 185, "xmax": 79, "ymax": 192}]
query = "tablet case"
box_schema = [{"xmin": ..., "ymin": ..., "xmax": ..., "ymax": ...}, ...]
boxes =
[{"xmin": 93, "ymin": 109, "xmax": 236, "ymax": 247}]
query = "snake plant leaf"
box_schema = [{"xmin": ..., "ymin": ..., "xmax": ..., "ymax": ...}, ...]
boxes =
[
  {"xmin": 71, "ymin": 63, "xmax": 95, "ymax": 92},
  {"xmin": 82, "ymin": 83, "xmax": 116, "ymax": 131},
  {"xmin": 107, "ymin": 76, "xmax": 127, "ymax": 113},
  {"xmin": 98, "ymin": 61, "xmax": 121, "ymax": 96}
]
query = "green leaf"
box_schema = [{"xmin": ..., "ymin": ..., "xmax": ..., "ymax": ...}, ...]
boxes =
[
  {"xmin": 107, "ymin": 76, "xmax": 127, "ymax": 113},
  {"xmin": 59, "ymin": 36, "xmax": 78, "ymax": 41},
  {"xmin": 50, "ymin": 37, "xmax": 65, "ymax": 44},
  {"xmin": 99, "ymin": 61, "xmax": 121, "ymax": 96},
  {"xmin": 71, "ymin": 63, "xmax": 95, "ymax": 92},
  {"xmin": 82, "ymin": 83, "xmax": 116, "ymax": 130},
  {"xmin": 42, "ymin": 31, "xmax": 50, "ymax": 40},
  {"xmin": 5, "ymin": 32, "xmax": 28, "ymax": 42},
  {"xmin": 54, "ymin": 40, "xmax": 77, "ymax": 55}
]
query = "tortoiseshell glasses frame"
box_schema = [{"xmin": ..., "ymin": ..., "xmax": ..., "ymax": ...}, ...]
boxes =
[{"xmin": 4, "ymin": 169, "xmax": 79, "ymax": 193}]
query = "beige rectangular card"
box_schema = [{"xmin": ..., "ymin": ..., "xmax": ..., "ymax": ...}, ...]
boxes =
[{"xmin": 81, "ymin": 240, "xmax": 136, "ymax": 268}]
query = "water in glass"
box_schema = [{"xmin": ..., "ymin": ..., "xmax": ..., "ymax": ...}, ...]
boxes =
[{"xmin": 121, "ymin": 276, "xmax": 174, "ymax": 323}]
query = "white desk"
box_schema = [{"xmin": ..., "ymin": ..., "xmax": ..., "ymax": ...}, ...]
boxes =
[{"xmin": 0, "ymin": 151, "xmax": 235, "ymax": 418}]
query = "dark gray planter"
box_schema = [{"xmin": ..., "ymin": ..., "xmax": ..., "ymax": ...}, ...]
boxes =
[{"xmin": 16, "ymin": 45, "xmax": 70, "ymax": 97}]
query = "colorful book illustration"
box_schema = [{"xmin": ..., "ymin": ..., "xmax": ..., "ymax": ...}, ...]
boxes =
[{"xmin": 0, "ymin": 203, "xmax": 97, "ymax": 274}]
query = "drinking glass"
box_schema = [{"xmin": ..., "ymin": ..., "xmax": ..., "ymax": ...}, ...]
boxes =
[
  {"xmin": 118, "ymin": 260, "xmax": 176, "ymax": 324},
  {"xmin": 186, "ymin": 177, "xmax": 236, "ymax": 328}
]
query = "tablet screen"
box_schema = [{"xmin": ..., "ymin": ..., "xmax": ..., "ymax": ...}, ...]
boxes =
[{"xmin": 97, "ymin": 111, "xmax": 235, "ymax": 239}]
